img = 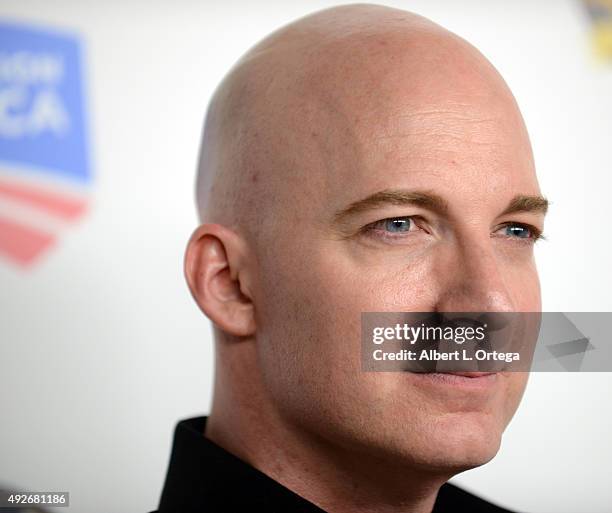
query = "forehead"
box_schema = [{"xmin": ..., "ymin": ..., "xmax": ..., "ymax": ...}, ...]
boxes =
[
  {"xmin": 248, "ymin": 32, "xmax": 539, "ymax": 225},
  {"xmin": 295, "ymin": 87, "xmax": 538, "ymax": 219}
]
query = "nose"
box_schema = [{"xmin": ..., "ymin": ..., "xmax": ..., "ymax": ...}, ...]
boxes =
[
  {"xmin": 433, "ymin": 237, "xmax": 516, "ymax": 315},
  {"xmin": 429, "ymin": 236, "xmax": 527, "ymax": 372}
]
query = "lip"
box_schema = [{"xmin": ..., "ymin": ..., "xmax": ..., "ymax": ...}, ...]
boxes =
[
  {"xmin": 409, "ymin": 371, "xmax": 499, "ymax": 388},
  {"xmin": 442, "ymin": 372, "xmax": 496, "ymax": 378}
]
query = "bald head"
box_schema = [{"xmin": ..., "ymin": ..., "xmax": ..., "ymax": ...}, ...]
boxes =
[
  {"xmin": 188, "ymin": 6, "xmax": 543, "ymax": 509},
  {"xmin": 196, "ymin": 3, "xmax": 530, "ymax": 247}
]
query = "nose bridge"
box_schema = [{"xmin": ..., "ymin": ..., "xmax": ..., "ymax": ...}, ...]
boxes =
[{"xmin": 435, "ymin": 235, "xmax": 515, "ymax": 313}]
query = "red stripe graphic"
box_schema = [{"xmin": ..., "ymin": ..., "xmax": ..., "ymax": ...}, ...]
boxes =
[
  {"xmin": 0, "ymin": 216, "xmax": 56, "ymax": 266},
  {"xmin": 0, "ymin": 177, "xmax": 87, "ymax": 220}
]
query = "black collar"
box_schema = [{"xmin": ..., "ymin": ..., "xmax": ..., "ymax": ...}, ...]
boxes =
[{"xmin": 155, "ymin": 416, "xmax": 514, "ymax": 513}]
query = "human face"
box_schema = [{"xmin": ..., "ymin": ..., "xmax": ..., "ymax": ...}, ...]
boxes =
[{"xmin": 250, "ymin": 45, "xmax": 545, "ymax": 472}]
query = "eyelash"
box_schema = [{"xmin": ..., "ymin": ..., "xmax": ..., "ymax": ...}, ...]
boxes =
[
  {"xmin": 361, "ymin": 216, "xmax": 425, "ymax": 236},
  {"xmin": 361, "ymin": 217, "xmax": 545, "ymax": 243},
  {"xmin": 492, "ymin": 222, "xmax": 545, "ymax": 245}
]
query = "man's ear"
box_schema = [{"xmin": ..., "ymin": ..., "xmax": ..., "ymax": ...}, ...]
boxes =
[{"xmin": 184, "ymin": 223, "xmax": 256, "ymax": 337}]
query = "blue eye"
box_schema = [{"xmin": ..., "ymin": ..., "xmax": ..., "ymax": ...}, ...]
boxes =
[
  {"xmin": 383, "ymin": 217, "xmax": 412, "ymax": 233},
  {"xmin": 361, "ymin": 216, "xmax": 424, "ymax": 242},
  {"xmin": 504, "ymin": 224, "xmax": 532, "ymax": 238}
]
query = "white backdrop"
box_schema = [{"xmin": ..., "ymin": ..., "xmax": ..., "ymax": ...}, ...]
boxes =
[{"xmin": 0, "ymin": 1, "xmax": 610, "ymax": 512}]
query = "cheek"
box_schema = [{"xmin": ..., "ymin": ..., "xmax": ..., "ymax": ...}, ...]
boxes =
[
  {"xmin": 253, "ymin": 247, "xmax": 359, "ymax": 395},
  {"xmin": 501, "ymin": 255, "xmax": 541, "ymax": 311},
  {"xmin": 499, "ymin": 372, "xmax": 529, "ymax": 426},
  {"xmin": 317, "ymin": 248, "xmax": 438, "ymax": 313},
  {"xmin": 253, "ymin": 248, "xmax": 383, "ymax": 412}
]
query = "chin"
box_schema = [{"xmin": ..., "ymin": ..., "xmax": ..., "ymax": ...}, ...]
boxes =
[{"xmin": 410, "ymin": 412, "xmax": 504, "ymax": 473}]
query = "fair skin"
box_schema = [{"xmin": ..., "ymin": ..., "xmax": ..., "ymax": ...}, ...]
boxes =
[{"xmin": 184, "ymin": 4, "xmax": 547, "ymax": 513}]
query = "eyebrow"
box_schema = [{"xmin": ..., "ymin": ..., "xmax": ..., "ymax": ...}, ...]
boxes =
[
  {"xmin": 333, "ymin": 189, "xmax": 548, "ymax": 223},
  {"xmin": 333, "ymin": 189, "xmax": 449, "ymax": 223},
  {"xmin": 499, "ymin": 194, "xmax": 548, "ymax": 216}
]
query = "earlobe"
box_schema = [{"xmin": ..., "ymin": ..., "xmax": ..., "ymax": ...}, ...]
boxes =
[{"xmin": 184, "ymin": 224, "xmax": 256, "ymax": 337}]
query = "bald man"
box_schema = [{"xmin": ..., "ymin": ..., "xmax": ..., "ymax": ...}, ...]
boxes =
[{"xmin": 154, "ymin": 4, "xmax": 547, "ymax": 513}]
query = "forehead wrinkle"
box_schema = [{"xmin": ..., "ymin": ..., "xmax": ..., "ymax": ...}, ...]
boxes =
[
  {"xmin": 374, "ymin": 115, "xmax": 512, "ymax": 143},
  {"xmin": 366, "ymin": 102, "xmax": 528, "ymax": 160}
]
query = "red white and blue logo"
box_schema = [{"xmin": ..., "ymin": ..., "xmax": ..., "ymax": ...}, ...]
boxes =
[{"xmin": 0, "ymin": 21, "xmax": 91, "ymax": 267}]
